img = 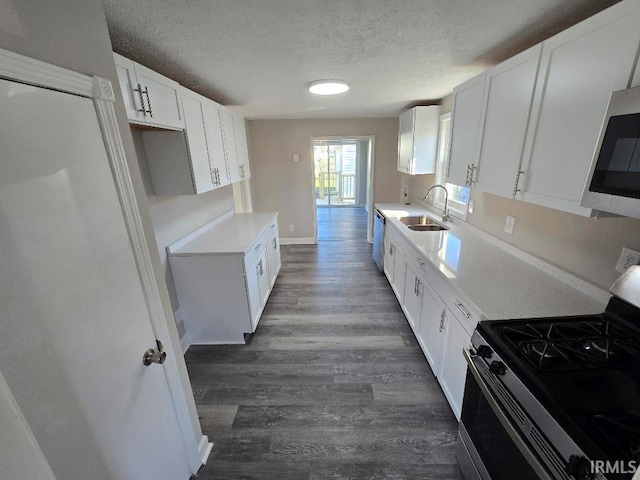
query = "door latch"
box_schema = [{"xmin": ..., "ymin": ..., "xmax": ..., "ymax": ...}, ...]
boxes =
[{"xmin": 143, "ymin": 339, "xmax": 167, "ymax": 366}]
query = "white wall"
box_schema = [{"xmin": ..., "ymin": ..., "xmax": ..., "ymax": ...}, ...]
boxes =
[{"xmin": 0, "ymin": 0, "xmax": 203, "ymax": 468}]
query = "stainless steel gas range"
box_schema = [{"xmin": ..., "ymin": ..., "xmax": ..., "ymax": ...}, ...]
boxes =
[{"xmin": 457, "ymin": 266, "xmax": 640, "ymax": 480}]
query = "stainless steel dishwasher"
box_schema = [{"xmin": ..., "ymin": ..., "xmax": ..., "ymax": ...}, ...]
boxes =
[{"xmin": 372, "ymin": 209, "xmax": 385, "ymax": 272}]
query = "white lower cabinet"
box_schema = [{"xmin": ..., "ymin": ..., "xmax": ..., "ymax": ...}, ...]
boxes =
[
  {"xmin": 416, "ymin": 280, "xmax": 446, "ymax": 372},
  {"xmin": 437, "ymin": 310, "xmax": 471, "ymax": 420},
  {"xmin": 383, "ymin": 222, "xmax": 480, "ymax": 419},
  {"xmin": 403, "ymin": 262, "xmax": 423, "ymax": 333},
  {"xmin": 169, "ymin": 214, "xmax": 279, "ymax": 344}
]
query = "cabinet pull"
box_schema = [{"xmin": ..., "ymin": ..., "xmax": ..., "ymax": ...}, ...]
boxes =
[
  {"xmin": 254, "ymin": 243, "xmax": 262, "ymax": 252},
  {"xmin": 143, "ymin": 86, "xmax": 153, "ymax": 117},
  {"xmin": 216, "ymin": 168, "xmax": 221, "ymax": 186},
  {"xmin": 240, "ymin": 165, "xmax": 245, "ymax": 178},
  {"xmin": 465, "ymin": 164, "xmax": 471, "ymax": 186},
  {"xmin": 439, "ymin": 309, "xmax": 446, "ymax": 332},
  {"xmin": 270, "ymin": 223, "xmax": 276, "ymax": 230},
  {"xmin": 512, "ymin": 170, "xmax": 525, "ymax": 198},
  {"xmin": 469, "ymin": 164, "xmax": 477, "ymax": 186},
  {"xmin": 258, "ymin": 260, "xmax": 263, "ymax": 276},
  {"xmin": 390, "ymin": 244, "xmax": 394, "ymax": 256},
  {"xmin": 272, "ymin": 237, "xmax": 277, "ymax": 249},
  {"xmin": 416, "ymin": 256, "xmax": 426, "ymax": 268},
  {"xmin": 454, "ymin": 301, "xmax": 471, "ymax": 319},
  {"xmin": 134, "ymin": 83, "xmax": 152, "ymax": 117},
  {"xmin": 415, "ymin": 278, "xmax": 421, "ymax": 296}
]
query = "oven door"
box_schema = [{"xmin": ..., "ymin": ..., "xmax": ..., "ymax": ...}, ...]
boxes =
[{"xmin": 457, "ymin": 348, "xmax": 553, "ymax": 480}]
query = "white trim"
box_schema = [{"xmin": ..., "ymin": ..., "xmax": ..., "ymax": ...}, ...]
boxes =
[
  {"xmin": 180, "ymin": 334, "xmax": 192, "ymax": 355},
  {"xmin": 197, "ymin": 435, "xmax": 213, "ymax": 465},
  {"xmin": 167, "ymin": 210, "xmax": 235, "ymax": 254},
  {"xmin": 280, "ymin": 237, "xmax": 317, "ymax": 245},
  {"xmin": 0, "ymin": 46, "xmax": 203, "ymax": 475}
]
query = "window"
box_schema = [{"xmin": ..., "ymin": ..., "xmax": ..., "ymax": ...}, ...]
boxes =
[{"xmin": 433, "ymin": 113, "xmax": 469, "ymax": 220}]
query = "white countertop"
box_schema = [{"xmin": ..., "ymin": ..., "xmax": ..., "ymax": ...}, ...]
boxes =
[
  {"xmin": 376, "ymin": 203, "xmax": 607, "ymax": 320},
  {"xmin": 169, "ymin": 212, "xmax": 278, "ymax": 256}
]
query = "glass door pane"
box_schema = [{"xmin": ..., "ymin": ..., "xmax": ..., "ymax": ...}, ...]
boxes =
[{"xmin": 314, "ymin": 140, "xmax": 359, "ymax": 207}]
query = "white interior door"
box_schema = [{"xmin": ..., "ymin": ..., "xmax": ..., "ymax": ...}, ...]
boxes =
[{"xmin": 0, "ymin": 79, "xmax": 191, "ymax": 479}]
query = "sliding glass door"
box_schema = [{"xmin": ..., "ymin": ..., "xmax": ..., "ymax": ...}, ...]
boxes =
[{"xmin": 314, "ymin": 140, "xmax": 358, "ymax": 207}]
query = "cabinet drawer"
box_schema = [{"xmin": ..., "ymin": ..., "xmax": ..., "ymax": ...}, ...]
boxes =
[
  {"xmin": 243, "ymin": 219, "xmax": 277, "ymax": 270},
  {"xmin": 412, "ymin": 253, "xmax": 482, "ymax": 336}
]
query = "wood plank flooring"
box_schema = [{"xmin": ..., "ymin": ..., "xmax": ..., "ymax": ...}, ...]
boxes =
[{"xmin": 186, "ymin": 207, "xmax": 463, "ymax": 479}]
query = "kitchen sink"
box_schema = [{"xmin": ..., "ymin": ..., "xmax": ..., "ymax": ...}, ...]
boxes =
[
  {"xmin": 399, "ymin": 215, "xmax": 440, "ymax": 226},
  {"xmin": 407, "ymin": 224, "xmax": 447, "ymax": 231}
]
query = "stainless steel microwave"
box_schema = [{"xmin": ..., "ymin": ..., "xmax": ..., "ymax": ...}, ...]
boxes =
[{"xmin": 581, "ymin": 85, "xmax": 640, "ymax": 219}]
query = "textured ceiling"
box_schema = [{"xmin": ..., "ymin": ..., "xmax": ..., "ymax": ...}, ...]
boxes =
[{"xmin": 102, "ymin": 0, "xmax": 620, "ymax": 119}]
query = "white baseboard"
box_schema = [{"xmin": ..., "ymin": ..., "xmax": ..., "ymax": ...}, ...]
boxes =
[
  {"xmin": 279, "ymin": 237, "xmax": 316, "ymax": 245},
  {"xmin": 197, "ymin": 435, "xmax": 213, "ymax": 465}
]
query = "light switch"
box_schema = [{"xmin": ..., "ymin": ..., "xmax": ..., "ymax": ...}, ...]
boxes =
[{"xmin": 504, "ymin": 215, "xmax": 515, "ymax": 235}]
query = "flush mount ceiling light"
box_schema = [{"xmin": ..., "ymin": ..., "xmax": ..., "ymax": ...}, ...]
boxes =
[{"xmin": 308, "ymin": 79, "xmax": 350, "ymax": 95}]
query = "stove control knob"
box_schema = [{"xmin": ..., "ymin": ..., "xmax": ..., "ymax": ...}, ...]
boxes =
[
  {"xmin": 489, "ymin": 361, "xmax": 507, "ymax": 376},
  {"xmin": 566, "ymin": 455, "xmax": 594, "ymax": 480},
  {"xmin": 476, "ymin": 345, "xmax": 493, "ymax": 358}
]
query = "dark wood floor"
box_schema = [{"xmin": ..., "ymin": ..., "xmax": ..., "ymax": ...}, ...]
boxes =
[{"xmin": 187, "ymin": 207, "xmax": 463, "ymax": 479}]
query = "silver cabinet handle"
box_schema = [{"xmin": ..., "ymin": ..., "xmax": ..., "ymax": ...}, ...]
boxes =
[
  {"xmin": 454, "ymin": 301, "xmax": 471, "ymax": 318},
  {"xmin": 257, "ymin": 260, "xmax": 264, "ymax": 276},
  {"xmin": 415, "ymin": 278, "xmax": 420, "ymax": 296},
  {"xmin": 465, "ymin": 164, "xmax": 471, "ymax": 186},
  {"xmin": 134, "ymin": 83, "xmax": 152, "ymax": 117},
  {"xmin": 390, "ymin": 244, "xmax": 394, "ymax": 255},
  {"xmin": 240, "ymin": 164, "xmax": 245, "ymax": 178},
  {"xmin": 416, "ymin": 256, "xmax": 426, "ymax": 268},
  {"xmin": 143, "ymin": 86, "xmax": 153, "ymax": 117},
  {"xmin": 270, "ymin": 223, "xmax": 276, "ymax": 230},
  {"xmin": 272, "ymin": 237, "xmax": 277, "ymax": 249},
  {"xmin": 439, "ymin": 309, "xmax": 446, "ymax": 332},
  {"xmin": 413, "ymin": 276, "xmax": 418, "ymax": 295},
  {"xmin": 254, "ymin": 243, "xmax": 262, "ymax": 252},
  {"xmin": 512, "ymin": 170, "xmax": 525, "ymax": 198},
  {"xmin": 216, "ymin": 168, "xmax": 221, "ymax": 186}
]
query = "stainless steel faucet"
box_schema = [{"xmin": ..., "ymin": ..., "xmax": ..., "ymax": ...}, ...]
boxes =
[{"xmin": 422, "ymin": 184, "xmax": 450, "ymax": 222}]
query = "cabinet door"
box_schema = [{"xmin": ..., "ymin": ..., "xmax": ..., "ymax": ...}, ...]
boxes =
[
  {"xmin": 113, "ymin": 53, "xmax": 144, "ymax": 123},
  {"xmin": 233, "ymin": 114, "xmax": 251, "ymax": 180},
  {"xmin": 447, "ymin": 73, "xmax": 485, "ymax": 186},
  {"xmin": 266, "ymin": 231, "xmax": 281, "ymax": 288},
  {"xmin": 416, "ymin": 281, "xmax": 446, "ymax": 373},
  {"xmin": 397, "ymin": 110, "xmax": 413, "ymax": 173},
  {"xmin": 256, "ymin": 250, "xmax": 271, "ymax": 309},
  {"xmin": 219, "ymin": 108, "xmax": 241, "ymax": 182},
  {"xmin": 246, "ymin": 257, "xmax": 262, "ymax": 332},
  {"xmin": 438, "ymin": 312, "xmax": 471, "ymax": 420},
  {"xmin": 520, "ymin": 4, "xmax": 640, "ymax": 215},
  {"xmin": 181, "ymin": 91, "xmax": 215, "ymax": 194},
  {"xmin": 391, "ymin": 243, "xmax": 406, "ymax": 304},
  {"xmin": 383, "ymin": 236, "xmax": 395, "ymax": 281},
  {"xmin": 474, "ymin": 45, "xmax": 542, "ymax": 198},
  {"xmin": 201, "ymin": 102, "xmax": 231, "ymax": 188},
  {"xmin": 132, "ymin": 62, "xmax": 184, "ymax": 130},
  {"xmin": 411, "ymin": 106, "xmax": 441, "ymax": 175},
  {"xmin": 403, "ymin": 262, "xmax": 423, "ymax": 333}
]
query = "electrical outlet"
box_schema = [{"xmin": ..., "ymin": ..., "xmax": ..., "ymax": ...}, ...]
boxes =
[
  {"xmin": 468, "ymin": 200, "xmax": 475, "ymax": 214},
  {"xmin": 615, "ymin": 247, "xmax": 640, "ymax": 274},
  {"xmin": 402, "ymin": 184, "xmax": 409, "ymax": 201},
  {"xmin": 504, "ymin": 215, "xmax": 515, "ymax": 235},
  {"xmin": 289, "ymin": 224, "xmax": 294, "ymax": 232}
]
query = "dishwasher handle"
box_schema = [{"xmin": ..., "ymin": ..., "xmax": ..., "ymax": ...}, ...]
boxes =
[{"xmin": 375, "ymin": 210, "xmax": 385, "ymax": 223}]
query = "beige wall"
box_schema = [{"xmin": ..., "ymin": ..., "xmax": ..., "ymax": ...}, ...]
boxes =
[
  {"xmin": 248, "ymin": 118, "xmax": 401, "ymax": 239},
  {"xmin": 467, "ymin": 192, "xmax": 640, "ymax": 290},
  {"xmin": 0, "ymin": 0, "xmax": 203, "ymax": 451}
]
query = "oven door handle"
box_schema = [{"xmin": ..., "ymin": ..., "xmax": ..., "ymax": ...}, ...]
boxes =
[{"xmin": 463, "ymin": 347, "xmax": 554, "ymax": 480}]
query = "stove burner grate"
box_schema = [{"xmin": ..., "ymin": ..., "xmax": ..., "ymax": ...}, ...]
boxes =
[{"xmin": 500, "ymin": 319, "xmax": 640, "ymax": 371}]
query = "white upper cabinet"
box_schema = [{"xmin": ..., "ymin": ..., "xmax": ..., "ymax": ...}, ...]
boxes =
[
  {"xmin": 397, "ymin": 106, "xmax": 441, "ymax": 175},
  {"xmin": 201, "ymin": 101, "xmax": 231, "ymax": 188},
  {"xmin": 447, "ymin": 73, "xmax": 485, "ymax": 186},
  {"xmin": 233, "ymin": 113, "xmax": 252, "ymax": 180},
  {"xmin": 519, "ymin": 2, "xmax": 640, "ymax": 215},
  {"xmin": 474, "ymin": 45, "xmax": 542, "ymax": 198},
  {"xmin": 113, "ymin": 53, "xmax": 184, "ymax": 130},
  {"xmin": 219, "ymin": 108, "xmax": 242, "ymax": 182}
]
